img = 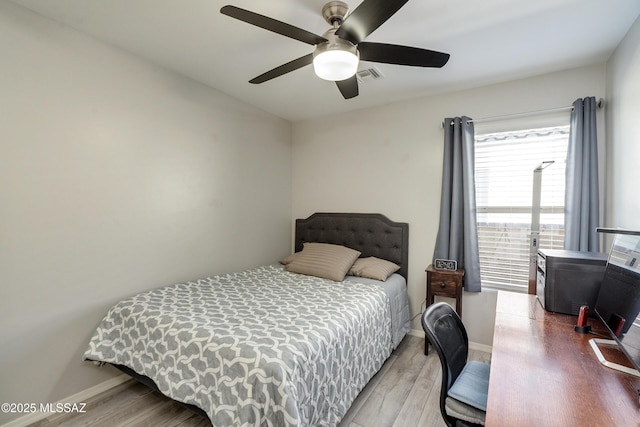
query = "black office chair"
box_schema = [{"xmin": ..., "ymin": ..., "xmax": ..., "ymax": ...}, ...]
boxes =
[{"xmin": 422, "ymin": 302, "xmax": 490, "ymax": 427}]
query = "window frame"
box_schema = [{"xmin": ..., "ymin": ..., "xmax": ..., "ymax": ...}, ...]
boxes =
[{"xmin": 474, "ymin": 124, "xmax": 570, "ymax": 293}]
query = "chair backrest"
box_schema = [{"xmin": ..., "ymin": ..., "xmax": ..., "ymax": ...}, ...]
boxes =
[{"xmin": 422, "ymin": 302, "xmax": 469, "ymax": 426}]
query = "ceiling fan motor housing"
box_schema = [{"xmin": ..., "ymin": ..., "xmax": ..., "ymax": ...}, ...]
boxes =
[{"xmin": 322, "ymin": 1, "xmax": 350, "ymax": 25}]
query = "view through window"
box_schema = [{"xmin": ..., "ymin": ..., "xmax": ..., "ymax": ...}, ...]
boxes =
[{"xmin": 475, "ymin": 125, "xmax": 569, "ymax": 292}]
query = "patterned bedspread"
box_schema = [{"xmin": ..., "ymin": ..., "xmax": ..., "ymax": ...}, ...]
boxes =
[{"xmin": 84, "ymin": 265, "xmax": 395, "ymax": 426}]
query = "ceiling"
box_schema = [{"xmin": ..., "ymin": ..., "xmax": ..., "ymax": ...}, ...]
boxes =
[{"xmin": 10, "ymin": 0, "xmax": 640, "ymax": 122}]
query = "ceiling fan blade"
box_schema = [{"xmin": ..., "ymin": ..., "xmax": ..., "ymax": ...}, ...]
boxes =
[
  {"xmin": 249, "ymin": 54, "xmax": 314, "ymax": 84},
  {"xmin": 221, "ymin": 5, "xmax": 327, "ymax": 46},
  {"xmin": 359, "ymin": 42, "xmax": 450, "ymax": 68},
  {"xmin": 335, "ymin": 0, "xmax": 409, "ymax": 44},
  {"xmin": 335, "ymin": 76, "xmax": 359, "ymax": 99}
]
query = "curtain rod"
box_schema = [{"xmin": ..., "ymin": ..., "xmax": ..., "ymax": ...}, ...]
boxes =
[{"xmin": 441, "ymin": 98, "xmax": 604, "ymax": 128}]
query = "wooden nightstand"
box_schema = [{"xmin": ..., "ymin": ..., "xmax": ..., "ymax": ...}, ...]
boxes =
[{"xmin": 424, "ymin": 264, "xmax": 465, "ymax": 355}]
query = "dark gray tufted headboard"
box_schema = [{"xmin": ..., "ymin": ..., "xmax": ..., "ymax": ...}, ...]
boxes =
[{"xmin": 295, "ymin": 213, "xmax": 409, "ymax": 281}]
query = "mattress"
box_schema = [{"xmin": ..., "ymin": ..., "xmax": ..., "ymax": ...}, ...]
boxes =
[{"xmin": 84, "ymin": 264, "xmax": 410, "ymax": 426}]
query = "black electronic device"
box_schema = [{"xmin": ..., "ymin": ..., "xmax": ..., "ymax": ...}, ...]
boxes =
[
  {"xmin": 434, "ymin": 258, "xmax": 457, "ymax": 271},
  {"xmin": 536, "ymin": 249, "xmax": 607, "ymax": 315},
  {"xmin": 590, "ymin": 229, "xmax": 640, "ymax": 377}
]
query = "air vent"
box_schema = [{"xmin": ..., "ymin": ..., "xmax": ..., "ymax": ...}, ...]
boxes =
[{"xmin": 356, "ymin": 67, "xmax": 384, "ymax": 83}]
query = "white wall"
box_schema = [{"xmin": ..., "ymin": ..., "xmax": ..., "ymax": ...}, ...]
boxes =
[
  {"xmin": 0, "ymin": 3, "xmax": 291, "ymax": 424},
  {"xmin": 605, "ymin": 15, "xmax": 640, "ymax": 231},
  {"xmin": 292, "ymin": 64, "xmax": 607, "ymax": 345}
]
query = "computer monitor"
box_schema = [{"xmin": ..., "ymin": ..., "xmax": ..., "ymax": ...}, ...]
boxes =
[{"xmin": 591, "ymin": 229, "xmax": 640, "ymax": 377}]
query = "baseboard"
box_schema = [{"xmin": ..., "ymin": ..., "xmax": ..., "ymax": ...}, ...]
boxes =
[
  {"xmin": 408, "ymin": 328, "xmax": 493, "ymax": 354},
  {"xmin": 468, "ymin": 341, "xmax": 493, "ymax": 353},
  {"xmin": 407, "ymin": 328, "xmax": 425, "ymax": 339},
  {"xmin": 1, "ymin": 374, "xmax": 131, "ymax": 427}
]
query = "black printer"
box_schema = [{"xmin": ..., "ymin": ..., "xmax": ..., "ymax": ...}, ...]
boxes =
[{"xmin": 536, "ymin": 249, "xmax": 607, "ymax": 315}]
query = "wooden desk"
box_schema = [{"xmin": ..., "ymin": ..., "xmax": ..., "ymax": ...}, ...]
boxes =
[{"xmin": 486, "ymin": 291, "xmax": 640, "ymax": 426}]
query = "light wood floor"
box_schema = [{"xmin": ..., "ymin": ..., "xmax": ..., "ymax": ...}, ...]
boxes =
[{"xmin": 29, "ymin": 335, "xmax": 490, "ymax": 427}]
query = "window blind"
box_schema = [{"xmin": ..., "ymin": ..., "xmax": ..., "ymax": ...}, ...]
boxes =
[{"xmin": 475, "ymin": 126, "xmax": 569, "ymax": 291}]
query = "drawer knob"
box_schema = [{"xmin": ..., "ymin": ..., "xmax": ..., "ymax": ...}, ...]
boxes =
[{"xmin": 440, "ymin": 282, "xmax": 446, "ymax": 288}]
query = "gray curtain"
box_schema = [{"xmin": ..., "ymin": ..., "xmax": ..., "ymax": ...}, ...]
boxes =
[
  {"xmin": 433, "ymin": 117, "xmax": 482, "ymax": 292},
  {"xmin": 564, "ymin": 97, "xmax": 600, "ymax": 252}
]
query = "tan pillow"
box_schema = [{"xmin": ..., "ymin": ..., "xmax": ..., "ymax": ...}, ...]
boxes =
[
  {"xmin": 348, "ymin": 256, "xmax": 400, "ymax": 281},
  {"xmin": 285, "ymin": 243, "xmax": 361, "ymax": 282},
  {"xmin": 279, "ymin": 252, "xmax": 298, "ymax": 265}
]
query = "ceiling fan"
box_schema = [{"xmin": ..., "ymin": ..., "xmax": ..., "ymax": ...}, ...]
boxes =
[{"xmin": 220, "ymin": 0, "xmax": 450, "ymax": 99}]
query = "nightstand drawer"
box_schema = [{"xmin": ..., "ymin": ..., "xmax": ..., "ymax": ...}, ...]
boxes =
[{"xmin": 429, "ymin": 274, "xmax": 459, "ymax": 297}]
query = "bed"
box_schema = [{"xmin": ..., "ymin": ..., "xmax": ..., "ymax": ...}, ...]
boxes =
[{"xmin": 84, "ymin": 212, "xmax": 410, "ymax": 426}]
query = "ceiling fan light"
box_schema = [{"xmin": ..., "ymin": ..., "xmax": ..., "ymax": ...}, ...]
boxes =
[
  {"xmin": 313, "ymin": 49, "xmax": 359, "ymax": 81},
  {"xmin": 312, "ymin": 32, "xmax": 359, "ymax": 81}
]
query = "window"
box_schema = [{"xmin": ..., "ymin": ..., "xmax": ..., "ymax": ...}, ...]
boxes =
[{"xmin": 475, "ymin": 126, "xmax": 569, "ymax": 292}]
